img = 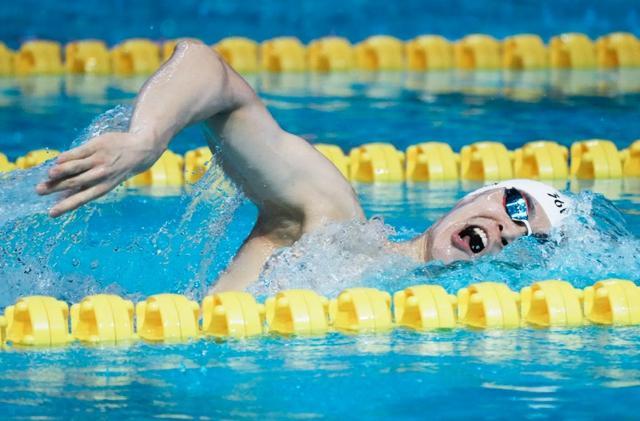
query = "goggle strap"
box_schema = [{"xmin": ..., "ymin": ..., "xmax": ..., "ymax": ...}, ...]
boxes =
[{"xmin": 522, "ymin": 220, "xmax": 532, "ymax": 236}]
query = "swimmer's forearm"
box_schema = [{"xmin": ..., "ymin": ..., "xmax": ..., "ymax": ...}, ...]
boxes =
[{"xmin": 127, "ymin": 40, "xmax": 254, "ymax": 151}]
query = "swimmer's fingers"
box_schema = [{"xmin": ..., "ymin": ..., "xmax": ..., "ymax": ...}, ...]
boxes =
[
  {"xmin": 37, "ymin": 166, "xmax": 107, "ymax": 195},
  {"xmin": 55, "ymin": 141, "xmax": 97, "ymax": 164},
  {"xmin": 49, "ymin": 181, "xmax": 114, "ymax": 218},
  {"xmin": 38, "ymin": 157, "xmax": 95, "ymax": 190}
]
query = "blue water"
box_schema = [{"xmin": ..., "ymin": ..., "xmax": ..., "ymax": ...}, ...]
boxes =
[
  {"xmin": 1, "ymin": 71, "xmax": 640, "ymax": 160},
  {"xmin": 1, "ymin": 329, "xmax": 640, "ymax": 418},
  {"xmin": 2, "ymin": 74, "xmax": 640, "ymax": 418},
  {"xmin": 1, "ymin": 0, "xmax": 640, "ymax": 48}
]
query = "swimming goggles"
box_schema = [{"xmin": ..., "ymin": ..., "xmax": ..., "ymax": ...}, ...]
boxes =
[{"xmin": 503, "ymin": 187, "xmax": 532, "ymax": 236}]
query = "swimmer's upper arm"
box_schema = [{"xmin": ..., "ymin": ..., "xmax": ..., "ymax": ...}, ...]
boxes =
[
  {"xmin": 205, "ymin": 73, "xmax": 363, "ymax": 223},
  {"xmin": 41, "ymin": 38, "xmax": 361, "ymax": 291}
]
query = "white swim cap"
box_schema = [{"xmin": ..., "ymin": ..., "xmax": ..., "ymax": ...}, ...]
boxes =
[{"xmin": 467, "ymin": 179, "xmax": 572, "ymax": 228}]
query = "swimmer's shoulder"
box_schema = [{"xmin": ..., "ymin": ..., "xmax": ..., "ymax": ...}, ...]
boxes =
[{"xmin": 300, "ymin": 149, "xmax": 365, "ymax": 227}]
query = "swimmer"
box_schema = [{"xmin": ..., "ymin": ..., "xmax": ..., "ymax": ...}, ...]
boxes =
[{"xmin": 36, "ymin": 40, "xmax": 571, "ymax": 291}]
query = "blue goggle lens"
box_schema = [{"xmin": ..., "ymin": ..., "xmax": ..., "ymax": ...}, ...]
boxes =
[{"xmin": 504, "ymin": 188, "xmax": 532, "ymax": 236}]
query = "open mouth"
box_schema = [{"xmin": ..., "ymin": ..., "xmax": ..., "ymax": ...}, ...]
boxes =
[{"xmin": 458, "ymin": 225, "xmax": 488, "ymax": 254}]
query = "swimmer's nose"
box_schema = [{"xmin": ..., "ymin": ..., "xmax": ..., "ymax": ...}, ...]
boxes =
[{"xmin": 500, "ymin": 221, "xmax": 528, "ymax": 246}]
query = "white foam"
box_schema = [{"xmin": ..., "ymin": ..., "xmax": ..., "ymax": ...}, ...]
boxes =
[{"xmin": 250, "ymin": 218, "xmax": 418, "ymax": 297}]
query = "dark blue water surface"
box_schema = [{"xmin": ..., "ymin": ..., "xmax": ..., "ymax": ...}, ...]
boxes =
[
  {"xmin": 1, "ymin": 70, "xmax": 640, "ymax": 417},
  {"xmin": 1, "ymin": 71, "xmax": 639, "ymax": 160},
  {"xmin": 1, "ymin": 329, "xmax": 640, "ymax": 419},
  {"xmin": 1, "ymin": 0, "xmax": 640, "ymax": 48}
]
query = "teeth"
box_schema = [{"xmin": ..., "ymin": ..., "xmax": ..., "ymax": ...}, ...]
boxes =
[
  {"xmin": 459, "ymin": 225, "xmax": 490, "ymax": 254},
  {"xmin": 473, "ymin": 227, "xmax": 488, "ymax": 248}
]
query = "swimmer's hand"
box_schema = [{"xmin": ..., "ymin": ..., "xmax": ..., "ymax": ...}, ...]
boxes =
[{"xmin": 36, "ymin": 132, "xmax": 161, "ymax": 217}]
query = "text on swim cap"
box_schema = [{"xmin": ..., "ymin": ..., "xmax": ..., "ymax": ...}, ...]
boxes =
[{"xmin": 547, "ymin": 192, "xmax": 567, "ymax": 214}]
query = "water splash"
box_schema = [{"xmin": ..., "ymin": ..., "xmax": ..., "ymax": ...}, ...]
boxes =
[
  {"xmin": 413, "ymin": 191, "xmax": 639, "ymax": 292},
  {"xmin": 252, "ymin": 191, "xmax": 639, "ymax": 297},
  {"xmin": 1, "ymin": 104, "xmax": 638, "ymax": 305},
  {"xmin": 0, "ymin": 105, "xmax": 134, "ymax": 227},
  {"xmin": 150, "ymin": 154, "xmax": 244, "ymax": 299},
  {"xmin": 0, "ymin": 105, "xmax": 244, "ymax": 306},
  {"xmin": 251, "ymin": 218, "xmax": 417, "ymax": 298},
  {"xmin": 0, "ymin": 163, "xmax": 58, "ymax": 224}
]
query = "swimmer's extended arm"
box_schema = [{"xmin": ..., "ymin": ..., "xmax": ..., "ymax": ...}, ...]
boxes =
[
  {"xmin": 37, "ymin": 40, "xmax": 247, "ymax": 215},
  {"xmin": 38, "ymin": 39, "xmax": 362, "ymax": 291}
]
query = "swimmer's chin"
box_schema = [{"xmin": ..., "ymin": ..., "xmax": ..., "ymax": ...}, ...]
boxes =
[
  {"xmin": 386, "ymin": 235, "xmax": 430, "ymax": 262},
  {"xmin": 387, "ymin": 229, "xmax": 493, "ymax": 265}
]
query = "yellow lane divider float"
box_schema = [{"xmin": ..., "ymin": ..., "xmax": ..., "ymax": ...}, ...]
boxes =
[
  {"xmin": 454, "ymin": 34, "xmax": 502, "ymax": 70},
  {"xmin": 213, "ymin": 37, "xmax": 259, "ymax": 73},
  {"xmin": 136, "ymin": 294, "xmax": 200, "ymax": 342},
  {"xmin": 570, "ymin": 139, "xmax": 623, "ymax": 179},
  {"xmin": 0, "ymin": 42, "xmax": 14, "ymax": 75},
  {"xmin": 0, "ymin": 152, "xmax": 16, "ymax": 172},
  {"xmin": 4, "ymin": 296, "xmax": 72, "ymax": 346},
  {"xmin": 1, "ymin": 138, "xmax": 637, "ymax": 185},
  {"xmin": 65, "ymin": 40, "xmax": 111, "ymax": 74},
  {"xmin": 355, "ymin": 35, "xmax": 404, "ymax": 71},
  {"xmin": 111, "ymin": 38, "xmax": 161, "ymax": 75},
  {"xmin": 125, "ymin": 149, "xmax": 184, "ymax": 188},
  {"xmin": 583, "ymin": 280, "xmax": 640, "ymax": 325},
  {"xmin": 14, "ymin": 40, "xmax": 64, "ymax": 75},
  {"xmin": 349, "ymin": 142, "xmax": 405, "ymax": 182},
  {"xmin": 623, "ymin": 140, "xmax": 640, "ymax": 177},
  {"xmin": 460, "ymin": 141, "xmax": 513, "ymax": 181},
  {"xmin": 550, "ymin": 33, "xmax": 597, "ymax": 69},
  {"xmin": 15, "ymin": 149, "xmax": 60, "ymax": 169},
  {"xmin": 394, "ymin": 285, "xmax": 457, "ymax": 330},
  {"xmin": 405, "ymin": 142, "xmax": 458, "ymax": 181},
  {"xmin": 513, "ymin": 141, "xmax": 569, "ymax": 180},
  {"xmin": 260, "ymin": 37, "xmax": 306, "ymax": 72},
  {"xmin": 596, "ymin": 32, "xmax": 640, "ymax": 69},
  {"xmin": 266, "ymin": 290, "xmax": 330, "ymax": 335},
  {"xmin": 308, "ymin": 37, "xmax": 354, "ymax": 72},
  {"xmin": 405, "ymin": 35, "xmax": 454, "ymax": 71},
  {"xmin": 202, "ymin": 291, "xmax": 264, "ymax": 338},
  {"xmin": 2, "ymin": 31, "xmax": 638, "ymax": 75},
  {"xmin": 1, "ymin": 279, "xmax": 638, "ymax": 348},
  {"xmin": 71, "ymin": 294, "xmax": 135, "ymax": 344},
  {"xmin": 520, "ymin": 280, "xmax": 584, "ymax": 327},
  {"xmin": 502, "ymin": 34, "xmax": 548, "ymax": 70}
]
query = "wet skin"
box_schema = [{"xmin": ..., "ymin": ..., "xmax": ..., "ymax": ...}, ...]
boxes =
[
  {"xmin": 35, "ymin": 39, "xmax": 552, "ymax": 292},
  {"xmin": 423, "ymin": 188, "xmax": 551, "ymax": 263}
]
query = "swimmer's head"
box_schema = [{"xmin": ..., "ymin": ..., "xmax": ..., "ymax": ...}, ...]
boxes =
[{"xmin": 423, "ymin": 179, "xmax": 571, "ymax": 263}]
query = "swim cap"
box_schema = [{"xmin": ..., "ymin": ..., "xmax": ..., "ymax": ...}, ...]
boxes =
[{"xmin": 467, "ymin": 179, "xmax": 572, "ymax": 228}]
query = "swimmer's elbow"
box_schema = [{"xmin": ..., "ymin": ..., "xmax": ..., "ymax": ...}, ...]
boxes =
[
  {"xmin": 173, "ymin": 39, "xmax": 226, "ymax": 70},
  {"xmin": 173, "ymin": 38, "xmax": 256, "ymax": 109},
  {"xmin": 175, "ymin": 37, "xmax": 204, "ymax": 46}
]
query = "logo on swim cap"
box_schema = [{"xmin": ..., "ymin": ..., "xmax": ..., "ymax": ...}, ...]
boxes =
[{"xmin": 546, "ymin": 191, "xmax": 569, "ymax": 214}]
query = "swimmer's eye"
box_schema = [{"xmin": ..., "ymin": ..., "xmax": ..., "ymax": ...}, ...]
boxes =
[{"xmin": 503, "ymin": 187, "xmax": 532, "ymax": 236}]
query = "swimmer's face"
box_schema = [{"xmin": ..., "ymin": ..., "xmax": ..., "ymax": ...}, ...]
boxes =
[{"xmin": 424, "ymin": 188, "xmax": 552, "ymax": 263}]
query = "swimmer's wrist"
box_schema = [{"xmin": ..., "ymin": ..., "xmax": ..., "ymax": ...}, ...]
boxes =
[{"xmin": 129, "ymin": 124, "xmax": 174, "ymax": 152}]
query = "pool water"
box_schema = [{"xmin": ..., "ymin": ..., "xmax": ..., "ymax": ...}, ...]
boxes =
[
  {"xmin": 1, "ymin": 72, "xmax": 640, "ymax": 418},
  {"xmin": 2, "ymin": 0, "xmax": 640, "ymax": 48}
]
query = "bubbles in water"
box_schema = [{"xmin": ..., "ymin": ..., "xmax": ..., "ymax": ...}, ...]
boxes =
[
  {"xmin": 0, "ymin": 163, "xmax": 58, "ymax": 224},
  {"xmin": 252, "ymin": 190, "xmax": 639, "ymax": 297},
  {"xmin": 410, "ymin": 191, "xmax": 640, "ymax": 292},
  {"xmin": 0, "ymin": 105, "xmax": 244, "ymax": 306},
  {"xmin": 0, "ymin": 105, "xmax": 134, "ymax": 227},
  {"xmin": 151, "ymin": 159, "xmax": 244, "ymax": 299},
  {"xmin": 251, "ymin": 218, "xmax": 417, "ymax": 298},
  {"xmin": 1, "ymin": 104, "xmax": 638, "ymax": 306}
]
